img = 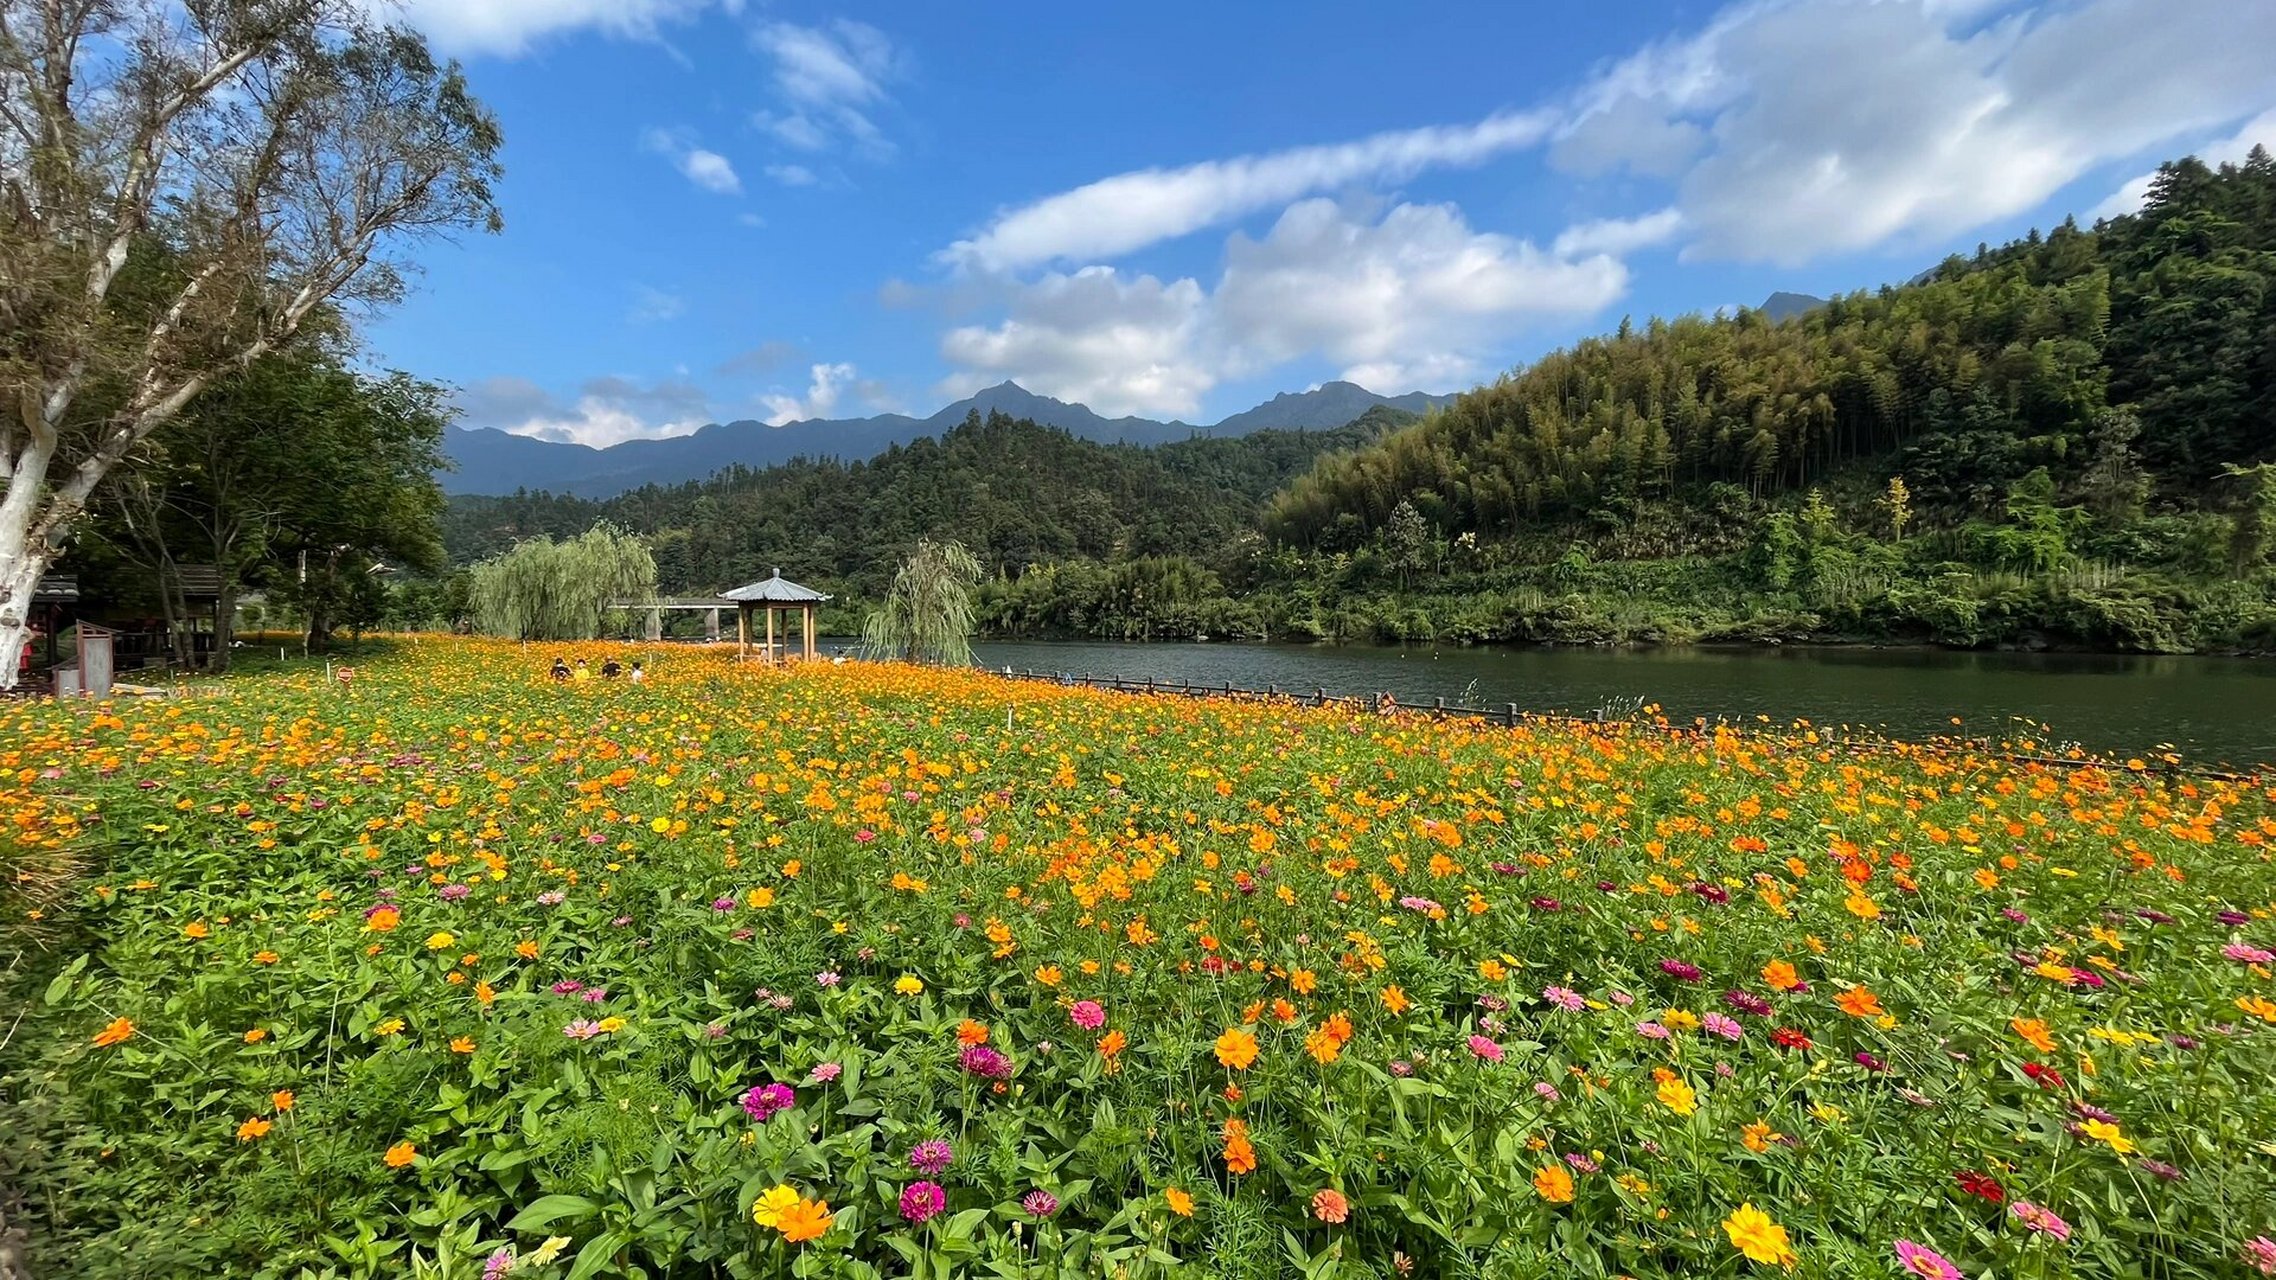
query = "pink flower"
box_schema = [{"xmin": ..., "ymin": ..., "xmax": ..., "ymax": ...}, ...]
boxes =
[
  {"xmin": 1702, "ymin": 1013, "xmax": 1744, "ymax": 1041},
  {"xmin": 1542, "ymin": 985, "xmax": 1586, "ymax": 1012},
  {"xmin": 2244, "ymin": 1236, "xmax": 2276, "ymax": 1276},
  {"xmin": 1467, "ymin": 1035, "xmax": 1504, "ymax": 1063},
  {"xmin": 1020, "ymin": 1189, "xmax": 1059, "ymax": 1218},
  {"xmin": 1894, "ymin": 1240, "xmax": 1962, "ymax": 1280},
  {"xmin": 959, "ymin": 1044, "xmax": 1011, "ymax": 1078},
  {"xmin": 1534, "ymin": 1081, "xmax": 1561, "ymax": 1101},
  {"xmin": 2010, "ymin": 1201, "xmax": 2072, "ymax": 1242},
  {"xmin": 1636, "ymin": 1021, "xmax": 1670, "ymax": 1040},
  {"xmin": 900, "ymin": 1181, "xmax": 946, "ymax": 1225},
  {"xmin": 808, "ymin": 1062, "xmax": 842, "ymax": 1083},
  {"xmin": 562, "ymin": 1019, "xmax": 602, "ymax": 1040},
  {"xmin": 2224, "ymin": 942, "xmax": 2276, "ymax": 964},
  {"xmin": 909, "ymin": 1139, "xmax": 954, "ymax": 1174},
  {"xmin": 1069, "ymin": 1000, "xmax": 1106, "ymax": 1031},
  {"xmin": 855, "ymin": 829, "xmax": 876, "ymax": 843}
]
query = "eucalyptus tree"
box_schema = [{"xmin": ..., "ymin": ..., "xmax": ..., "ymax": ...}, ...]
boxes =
[
  {"xmin": 863, "ymin": 538, "xmax": 982, "ymax": 665},
  {"xmin": 0, "ymin": 0, "xmax": 503, "ymax": 685}
]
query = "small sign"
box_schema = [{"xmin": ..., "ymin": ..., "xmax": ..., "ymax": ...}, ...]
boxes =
[{"xmin": 336, "ymin": 667, "xmax": 356, "ymax": 684}]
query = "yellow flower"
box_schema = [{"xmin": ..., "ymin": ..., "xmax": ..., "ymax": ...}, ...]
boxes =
[
  {"xmin": 596, "ymin": 1016, "xmax": 626, "ymax": 1033},
  {"xmin": 894, "ymin": 975, "xmax": 924, "ymax": 996},
  {"xmin": 373, "ymin": 1017, "xmax": 405, "ymax": 1037},
  {"xmin": 1657, "ymin": 1076, "xmax": 1698, "ymax": 1116},
  {"xmin": 751, "ymin": 1184, "xmax": 802, "ymax": 1229},
  {"xmin": 2080, "ymin": 1119, "xmax": 2135, "ymax": 1154},
  {"xmin": 1722, "ymin": 1203, "xmax": 1797, "ymax": 1268},
  {"xmin": 526, "ymin": 1238, "xmax": 571, "ymax": 1266},
  {"xmin": 425, "ymin": 930, "xmax": 455, "ymax": 951}
]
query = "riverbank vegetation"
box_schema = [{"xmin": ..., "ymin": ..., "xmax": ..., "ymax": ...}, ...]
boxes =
[
  {"xmin": 4, "ymin": 641, "xmax": 2273, "ymax": 1277},
  {"xmin": 438, "ymin": 150, "xmax": 2276, "ymax": 654}
]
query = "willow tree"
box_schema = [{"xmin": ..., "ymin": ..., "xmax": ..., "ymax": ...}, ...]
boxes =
[
  {"xmin": 863, "ymin": 538, "xmax": 982, "ymax": 665},
  {"xmin": 469, "ymin": 523, "xmax": 654, "ymax": 640},
  {"xmin": 0, "ymin": 1, "xmax": 503, "ymax": 687}
]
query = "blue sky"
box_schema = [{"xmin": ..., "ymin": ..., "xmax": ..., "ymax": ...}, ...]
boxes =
[{"xmin": 364, "ymin": 0, "xmax": 2276, "ymax": 446}]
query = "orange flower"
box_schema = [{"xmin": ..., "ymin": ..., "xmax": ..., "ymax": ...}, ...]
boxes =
[
  {"xmin": 384, "ymin": 1141, "xmax": 418, "ymax": 1168},
  {"xmin": 2010, "ymin": 1017, "xmax": 2056, "ymax": 1053},
  {"xmin": 1761, "ymin": 960, "xmax": 1800, "ymax": 992},
  {"xmin": 1165, "ymin": 1187, "xmax": 1195, "ymax": 1217},
  {"xmin": 1310, "ymin": 1187, "xmax": 1350, "ymax": 1222},
  {"xmin": 776, "ymin": 1198, "xmax": 834, "ymax": 1243},
  {"xmin": 1033, "ymin": 964, "xmax": 1063, "ymax": 986},
  {"xmin": 253, "ymin": 950, "xmax": 280, "ymax": 965},
  {"xmin": 365, "ymin": 906, "xmax": 400, "ymax": 933},
  {"xmin": 236, "ymin": 1116, "xmax": 272, "ymax": 1142},
  {"xmin": 1270, "ymin": 998, "xmax": 1298, "ymax": 1024},
  {"xmin": 1532, "ymin": 1164, "xmax": 1575, "ymax": 1203},
  {"xmin": 1835, "ymin": 987, "xmax": 1885, "ymax": 1018},
  {"xmin": 91, "ymin": 1017, "xmax": 135, "ymax": 1048},
  {"xmin": 182, "ymin": 921, "xmax": 210, "ymax": 939},
  {"xmin": 1214, "ymin": 1027, "xmax": 1260, "ymax": 1070},
  {"xmin": 474, "ymin": 980, "xmax": 496, "ymax": 1006},
  {"xmin": 450, "ymin": 1036, "xmax": 476, "ymax": 1054},
  {"xmin": 956, "ymin": 1019, "xmax": 990, "ymax": 1046},
  {"xmin": 271, "ymin": 1090, "xmax": 295, "ymax": 1113},
  {"xmin": 1379, "ymin": 985, "xmax": 1410, "ymax": 1015},
  {"xmin": 1221, "ymin": 1118, "xmax": 1257, "ymax": 1175},
  {"xmin": 514, "ymin": 939, "xmax": 540, "ymax": 959},
  {"xmin": 1097, "ymin": 1029, "xmax": 1127, "ymax": 1058},
  {"xmin": 242, "ymin": 1027, "xmax": 268, "ymax": 1044},
  {"xmin": 1302, "ymin": 1026, "xmax": 1343, "ymax": 1064},
  {"xmin": 1289, "ymin": 968, "xmax": 1317, "ymax": 995}
]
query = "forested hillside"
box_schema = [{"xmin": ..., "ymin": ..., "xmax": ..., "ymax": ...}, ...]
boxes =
[
  {"xmin": 1245, "ymin": 151, "xmax": 2276, "ymax": 652},
  {"xmin": 443, "ymin": 408, "xmax": 1408, "ymax": 628}
]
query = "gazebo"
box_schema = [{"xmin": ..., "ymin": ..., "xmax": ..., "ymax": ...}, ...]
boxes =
[{"xmin": 720, "ymin": 570, "xmax": 830, "ymax": 663}]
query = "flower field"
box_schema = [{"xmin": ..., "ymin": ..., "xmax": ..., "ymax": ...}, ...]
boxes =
[{"xmin": 3, "ymin": 639, "xmax": 2275, "ymax": 1280}]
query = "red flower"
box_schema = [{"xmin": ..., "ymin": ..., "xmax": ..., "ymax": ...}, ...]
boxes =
[
  {"xmin": 1770, "ymin": 1027, "xmax": 1812, "ymax": 1051},
  {"xmin": 1955, "ymin": 1170, "xmax": 2006, "ymax": 1205},
  {"xmin": 2022, "ymin": 1061, "xmax": 2066, "ymax": 1090}
]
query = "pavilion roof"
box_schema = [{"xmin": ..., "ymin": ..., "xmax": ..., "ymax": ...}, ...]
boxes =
[{"xmin": 719, "ymin": 570, "xmax": 830, "ymax": 604}]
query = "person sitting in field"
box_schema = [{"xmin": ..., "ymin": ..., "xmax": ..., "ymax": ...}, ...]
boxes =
[
  {"xmin": 628, "ymin": 661, "xmax": 645, "ymax": 684},
  {"xmin": 550, "ymin": 658, "xmax": 571, "ymax": 683},
  {"xmin": 573, "ymin": 659, "xmax": 593, "ymax": 683},
  {"xmin": 601, "ymin": 658, "xmax": 622, "ymax": 679}
]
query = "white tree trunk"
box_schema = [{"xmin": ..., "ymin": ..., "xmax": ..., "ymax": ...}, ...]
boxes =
[{"xmin": 0, "ymin": 435, "xmax": 60, "ymax": 691}]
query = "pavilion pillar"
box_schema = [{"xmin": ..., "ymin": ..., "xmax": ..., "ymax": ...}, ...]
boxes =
[
  {"xmin": 765, "ymin": 606, "xmax": 776, "ymax": 665},
  {"xmin": 646, "ymin": 606, "xmax": 662, "ymax": 642},
  {"xmin": 738, "ymin": 605, "xmax": 749, "ymax": 659},
  {"xmin": 804, "ymin": 604, "xmax": 816, "ymax": 660},
  {"xmin": 706, "ymin": 608, "xmax": 720, "ymax": 642}
]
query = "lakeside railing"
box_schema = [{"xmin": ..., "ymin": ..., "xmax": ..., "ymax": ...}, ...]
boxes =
[{"xmin": 983, "ymin": 666, "xmax": 2260, "ymax": 782}]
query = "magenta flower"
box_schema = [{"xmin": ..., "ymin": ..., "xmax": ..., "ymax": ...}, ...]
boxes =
[
  {"xmin": 550, "ymin": 980, "xmax": 582, "ymax": 995},
  {"xmin": 1467, "ymin": 1035, "xmax": 1504, "ymax": 1063},
  {"xmin": 909, "ymin": 1139, "xmax": 954, "ymax": 1174},
  {"xmin": 1659, "ymin": 959, "xmax": 1703, "ymax": 982},
  {"xmin": 439, "ymin": 883, "xmax": 473, "ymax": 902},
  {"xmin": 2010, "ymin": 1201, "xmax": 2073, "ymax": 1241},
  {"xmin": 1542, "ymin": 985, "xmax": 1586, "ymax": 1012},
  {"xmin": 1069, "ymin": 1000, "xmax": 1106, "ymax": 1031},
  {"xmin": 900, "ymin": 1181, "xmax": 947, "ymax": 1224},
  {"xmin": 711, "ymin": 896, "xmax": 736, "ymax": 911},
  {"xmin": 482, "ymin": 1248, "xmax": 515, "ymax": 1280},
  {"xmin": 1722, "ymin": 989, "xmax": 1772, "ymax": 1017},
  {"xmin": 1893, "ymin": 1240, "xmax": 1961, "ymax": 1280},
  {"xmin": 740, "ymin": 1083, "xmax": 795, "ymax": 1121},
  {"xmin": 959, "ymin": 1044, "xmax": 1011, "ymax": 1078},
  {"xmin": 1021, "ymin": 1189, "xmax": 1059, "ymax": 1218}
]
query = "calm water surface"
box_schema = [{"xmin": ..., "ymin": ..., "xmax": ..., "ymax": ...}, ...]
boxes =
[{"xmin": 960, "ymin": 641, "xmax": 2276, "ymax": 767}]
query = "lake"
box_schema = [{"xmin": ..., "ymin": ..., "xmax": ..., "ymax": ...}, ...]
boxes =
[{"xmin": 956, "ymin": 640, "xmax": 2276, "ymax": 767}]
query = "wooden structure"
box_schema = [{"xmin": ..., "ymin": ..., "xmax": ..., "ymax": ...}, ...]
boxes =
[
  {"xmin": 605, "ymin": 598, "xmax": 725, "ymax": 642},
  {"xmin": 720, "ymin": 570, "xmax": 829, "ymax": 663},
  {"xmin": 54, "ymin": 624, "xmax": 116, "ymax": 699}
]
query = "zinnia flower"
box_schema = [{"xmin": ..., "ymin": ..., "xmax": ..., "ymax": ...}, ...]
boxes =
[
  {"xmin": 1021, "ymin": 1189, "xmax": 1059, "ymax": 1218},
  {"xmin": 899, "ymin": 1181, "xmax": 946, "ymax": 1224},
  {"xmin": 2243, "ymin": 1236, "xmax": 2276, "ymax": 1276},
  {"xmin": 807, "ymin": 1062, "xmax": 841, "ymax": 1083},
  {"xmin": 1703, "ymin": 1012, "xmax": 1744, "ymax": 1041},
  {"xmin": 959, "ymin": 1044, "xmax": 1011, "ymax": 1078},
  {"xmin": 1955, "ymin": 1170, "xmax": 2005, "ymax": 1204},
  {"xmin": 1069, "ymin": 1000, "xmax": 1106, "ymax": 1030},
  {"xmin": 1311, "ymin": 1188, "xmax": 1350, "ymax": 1222},
  {"xmin": 741, "ymin": 1083, "xmax": 795, "ymax": 1120},
  {"xmin": 751, "ymin": 1185, "xmax": 801, "ymax": 1228},
  {"xmin": 1468, "ymin": 1035, "xmax": 1505, "ymax": 1063},
  {"xmin": 2009, "ymin": 1201, "xmax": 2072, "ymax": 1241},
  {"xmin": 1660, "ymin": 959, "xmax": 1703, "ymax": 982},
  {"xmin": 1723, "ymin": 1203, "xmax": 1797, "ymax": 1268},
  {"xmin": 909, "ymin": 1139, "xmax": 954, "ymax": 1174},
  {"xmin": 1543, "ymin": 985, "xmax": 1586, "ymax": 1012},
  {"xmin": 1894, "ymin": 1240, "xmax": 1962, "ymax": 1280}
]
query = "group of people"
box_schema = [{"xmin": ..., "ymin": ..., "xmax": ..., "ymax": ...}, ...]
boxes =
[{"xmin": 549, "ymin": 656, "xmax": 644, "ymax": 684}]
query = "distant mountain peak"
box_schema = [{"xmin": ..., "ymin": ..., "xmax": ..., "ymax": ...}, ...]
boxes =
[{"xmin": 1759, "ymin": 291, "xmax": 1828, "ymax": 322}]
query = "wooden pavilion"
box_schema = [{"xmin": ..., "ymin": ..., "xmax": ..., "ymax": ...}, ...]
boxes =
[{"xmin": 719, "ymin": 570, "xmax": 830, "ymax": 663}]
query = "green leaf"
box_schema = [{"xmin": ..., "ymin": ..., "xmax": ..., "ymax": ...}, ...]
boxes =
[
  {"xmin": 507, "ymin": 1195, "xmax": 602, "ymax": 1231},
  {"xmin": 42, "ymin": 955, "xmax": 89, "ymax": 1005},
  {"xmin": 564, "ymin": 1230, "xmax": 630, "ymax": 1280}
]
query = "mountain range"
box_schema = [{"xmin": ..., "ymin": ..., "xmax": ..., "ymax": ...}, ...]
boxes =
[{"xmin": 442, "ymin": 380, "xmax": 1454, "ymax": 497}]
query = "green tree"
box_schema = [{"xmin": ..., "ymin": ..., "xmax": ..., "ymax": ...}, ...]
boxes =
[
  {"xmin": 469, "ymin": 524, "xmax": 656, "ymax": 640},
  {"xmin": 863, "ymin": 539, "xmax": 983, "ymax": 665},
  {"xmin": 0, "ymin": 3, "xmax": 502, "ymax": 687},
  {"xmin": 2221, "ymin": 462, "xmax": 2276, "ymax": 575},
  {"xmin": 1880, "ymin": 477, "xmax": 1912, "ymax": 541}
]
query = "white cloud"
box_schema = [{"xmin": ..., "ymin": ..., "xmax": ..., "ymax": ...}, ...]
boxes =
[
  {"xmin": 627, "ymin": 286, "xmax": 685, "ymax": 324},
  {"xmin": 379, "ymin": 0, "xmax": 715, "ymax": 57},
  {"xmin": 760, "ymin": 362, "xmax": 860, "ymax": 424},
  {"xmin": 641, "ymin": 128, "xmax": 743, "ymax": 194},
  {"xmin": 939, "ymin": 200, "xmax": 1628, "ymax": 417},
  {"xmin": 457, "ymin": 374, "xmax": 715, "ymax": 448},
  {"xmin": 1555, "ymin": 0, "xmax": 2276, "ymax": 265},
  {"xmin": 1553, "ymin": 207, "xmax": 1686, "ymax": 258},
  {"xmin": 749, "ymin": 20, "xmax": 900, "ymax": 158},
  {"xmin": 942, "ymin": 110, "xmax": 1557, "ymax": 272},
  {"xmin": 940, "ymin": 269, "xmax": 1212, "ymax": 419},
  {"xmin": 2089, "ymin": 108, "xmax": 2276, "ymax": 221}
]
